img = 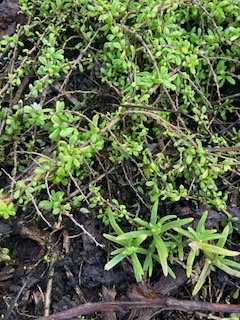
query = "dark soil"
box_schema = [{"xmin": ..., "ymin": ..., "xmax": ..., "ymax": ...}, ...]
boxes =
[{"xmin": 1, "ymin": 205, "xmax": 240, "ymax": 319}]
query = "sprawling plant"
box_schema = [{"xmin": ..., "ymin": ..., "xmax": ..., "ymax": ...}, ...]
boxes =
[{"xmin": 0, "ymin": 0, "xmax": 239, "ymax": 295}]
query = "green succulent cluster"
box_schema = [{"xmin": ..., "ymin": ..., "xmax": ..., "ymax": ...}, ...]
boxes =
[{"xmin": 105, "ymin": 201, "xmax": 240, "ymax": 295}]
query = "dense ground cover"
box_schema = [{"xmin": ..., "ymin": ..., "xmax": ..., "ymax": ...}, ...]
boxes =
[{"xmin": 0, "ymin": 0, "xmax": 240, "ymax": 319}]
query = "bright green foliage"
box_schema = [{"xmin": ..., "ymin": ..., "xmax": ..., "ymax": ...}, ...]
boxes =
[
  {"xmin": 39, "ymin": 190, "xmax": 71, "ymax": 215},
  {"xmin": 0, "ymin": 199, "xmax": 15, "ymax": 219},
  {"xmin": 175, "ymin": 211, "xmax": 240, "ymax": 295},
  {"xmin": 0, "ymin": 247, "xmax": 11, "ymax": 262},
  {"xmin": 104, "ymin": 199, "xmax": 193, "ymax": 281},
  {"xmin": 0, "ymin": 0, "xmax": 239, "ymax": 295},
  {"xmin": 0, "ymin": 0, "xmax": 239, "ymax": 208},
  {"xmin": 105, "ymin": 206, "xmax": 240, "ymax": 292}
]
